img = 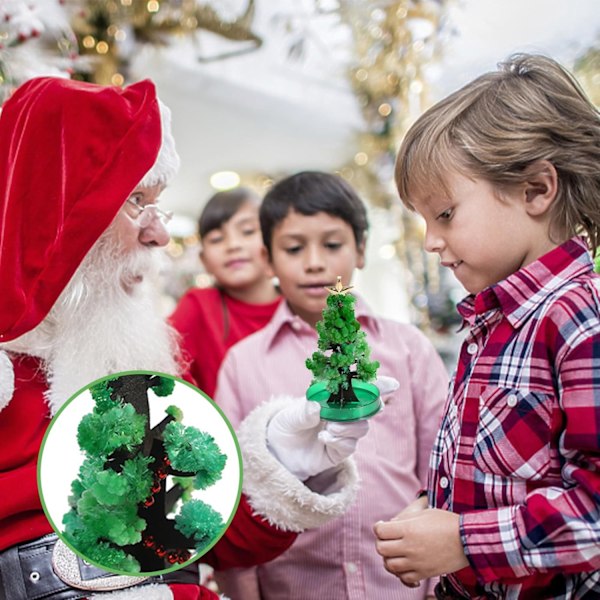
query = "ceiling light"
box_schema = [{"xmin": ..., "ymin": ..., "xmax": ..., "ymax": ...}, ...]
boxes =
[{"xmin": 210, "ymin": 171, "xmax": 240, "ymax": 190}]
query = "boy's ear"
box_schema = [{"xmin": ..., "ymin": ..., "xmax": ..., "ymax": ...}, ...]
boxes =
[
  {"xmin": 523, "ymin": 160, "xmax": 558, "ymax": 217},
  {"xmin": 261, "ymin": 245, "xmax": 275, "ymax": 277},
  {"xmin": 356, "ymin": 238, "xmax": 366, "ymax": 270},
  {"xmin": 261, "ymin": 245, "xmax": 270, "ymax": 262}
]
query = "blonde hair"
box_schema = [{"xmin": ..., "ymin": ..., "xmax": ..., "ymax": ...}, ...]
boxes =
[{"xmin": 395, "ymin": 53, "xmax": 600, "ymax": 251}]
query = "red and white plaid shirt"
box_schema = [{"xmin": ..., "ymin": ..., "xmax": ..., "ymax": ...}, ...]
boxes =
[{"xmin": 429, "ymin": 237, "xmax": 600, "ymax": 599}]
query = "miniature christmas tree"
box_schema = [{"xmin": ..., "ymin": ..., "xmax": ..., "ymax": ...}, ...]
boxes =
[
  {"xmin": 63, "ymin": 373, "xmax": 227, "ymax": 574},
  {"xmin": 305, "ymin": 277, "xmax": 381, "ymax": 421}
]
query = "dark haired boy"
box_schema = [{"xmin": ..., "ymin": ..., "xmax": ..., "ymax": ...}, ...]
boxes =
[{"xmin": 215, "ymin": 171, "xmax": 447, "ymax": 600}]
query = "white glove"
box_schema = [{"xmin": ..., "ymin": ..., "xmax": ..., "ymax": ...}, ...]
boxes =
[
  {"xmin": 374, "ymin": 375, "xmax": 399, "ymax": 401},
  {"xmin": 267, "ymin": 398, "xmax": 369, "ymax": 481},
  {"xmin": 266, "ymin": 376, "xmax": 399, "ymax": 481}
]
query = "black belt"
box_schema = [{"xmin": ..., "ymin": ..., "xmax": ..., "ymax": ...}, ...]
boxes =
[{"xmin": 0, "ymin": 534, "xmax": 199, "ymax": 600}]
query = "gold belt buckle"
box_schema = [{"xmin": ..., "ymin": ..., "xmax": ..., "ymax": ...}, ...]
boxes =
[{"xmin": 52, "ymin": 539, "xmax": 150, "ymax": 592}]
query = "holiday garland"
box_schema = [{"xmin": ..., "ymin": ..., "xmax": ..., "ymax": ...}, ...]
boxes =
[{"xmin": 63, "ymin": 374, "xmax": 227, "ymax": 573}]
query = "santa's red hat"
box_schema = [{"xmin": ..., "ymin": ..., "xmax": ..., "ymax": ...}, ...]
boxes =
[{"xmin": 0, "ymin": 76, "xmax": 172, "ymax": 343}]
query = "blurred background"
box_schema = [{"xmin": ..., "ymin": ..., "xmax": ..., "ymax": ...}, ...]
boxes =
[{"xmin": 1, "ymin": 0, "xmax": 599, "ymax": 366}]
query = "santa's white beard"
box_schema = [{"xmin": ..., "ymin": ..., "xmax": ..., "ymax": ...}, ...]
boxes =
[{"xmin": 2, "ymin": 228, "xmax": 181, "ymax": 414}]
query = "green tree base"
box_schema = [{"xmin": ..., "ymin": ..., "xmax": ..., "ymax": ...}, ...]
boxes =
[{"xmin": 306, "ymin": 380, "xmax": 382, "ymax": 421}]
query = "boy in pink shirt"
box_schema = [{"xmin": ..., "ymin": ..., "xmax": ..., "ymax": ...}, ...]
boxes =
[{"xmin": 215, "ymin": 171, "xmax": 448, "ymax": 600}]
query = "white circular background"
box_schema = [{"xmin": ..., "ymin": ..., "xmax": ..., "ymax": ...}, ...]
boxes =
[{"xmin": 39, "ymin": 374, "xmax": 242, "ymax": 549}]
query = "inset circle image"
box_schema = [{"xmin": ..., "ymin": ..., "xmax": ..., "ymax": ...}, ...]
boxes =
[{"xmin": 38, "ymin": 371, "xmax": 242, "ymax": 576}]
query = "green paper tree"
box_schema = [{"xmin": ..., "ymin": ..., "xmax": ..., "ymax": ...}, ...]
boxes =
[
  {"xmin": 63, "ymin": 374, "xmax": 227, "ymax": 573},
  {"xmin": 306, "ymin": 278, "xmax": 379, "ymax": 405}
]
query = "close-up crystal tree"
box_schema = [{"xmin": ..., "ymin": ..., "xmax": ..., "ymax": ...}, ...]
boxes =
[{"xmin": 63, "ymin": 373, "xmax": 227, "ymax": 573}]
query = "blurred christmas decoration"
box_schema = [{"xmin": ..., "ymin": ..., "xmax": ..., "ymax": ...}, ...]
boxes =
[
  {"xmin": 0, "ymin": 0, "xmax": 81, "ymax": 103},
  {"xmin": 574, "ymin": 41, "xmax": 600, "ymax": 107},
  {"xmin": 339, "ymin": 0, "xmax": 447, "ymax": 208},
  {"xmin": 64, "ymin": 0, "xmax": 262, "ymax": 84},
  {"xmin": 335, "ymin": 0, "xmax": 452, "ymax": 331},
  {"xmin": 159, "ymin": 0, "xmax": 458, "ymax": 333}
]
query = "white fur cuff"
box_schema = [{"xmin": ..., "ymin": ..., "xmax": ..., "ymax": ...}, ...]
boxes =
[
  {"xmin": 0, "ymin": 351, "xmax": 15, "ymax": 413},
  {"xmin": 237, "ymin": 396, "xmax": 359, "ymax": 533}
]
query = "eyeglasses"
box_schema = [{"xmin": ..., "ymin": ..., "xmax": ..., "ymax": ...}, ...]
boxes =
[{"xmin": 125, "ymin": 196, "xmax": 173, "ymax": 228}]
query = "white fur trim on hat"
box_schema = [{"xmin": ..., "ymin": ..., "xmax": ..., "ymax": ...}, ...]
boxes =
[
  {"xmin": 0, "ymin": 350, "xmax": 15, "ymax": 413},
  {"xmin": 237, "ymin": 396, "xmax": 359, "ymax": 533},
  {"xmin": 138, "ymin": 99, "xmax": 180, "ymax": 188}
]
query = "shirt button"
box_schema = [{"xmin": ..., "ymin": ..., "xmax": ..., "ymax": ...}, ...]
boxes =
[
  {"xmin": 440, "ymin": 476, "xmax": 450, "ymax": 489},
  {"xmin": 507, "ymin": 394, "xmax": 518, "ymax": 408},
  {"xmin": 346, "ymin": 562, "xmax": 358, "ymax": 573},
  {"xmin": 291, "ymin": 320, "xmax": 302, "ymax": 331},
  {"xmin": 466, "ymin": 343, "xmax": 478, "ymax": 355}
]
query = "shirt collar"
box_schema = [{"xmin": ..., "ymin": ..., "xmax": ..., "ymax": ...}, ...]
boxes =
[
  {"xmin": 457, "ymin": 236, "xmax": 594, "ymax": 329},
  {"xmin": 264, "ymin": 294, "xmax": 380, "ymax": 351}
]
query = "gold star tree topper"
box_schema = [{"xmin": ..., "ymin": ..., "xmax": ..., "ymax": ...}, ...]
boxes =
[{"xmin": 326, "ymin": 276, "xmax": 353, "ymax": 295}]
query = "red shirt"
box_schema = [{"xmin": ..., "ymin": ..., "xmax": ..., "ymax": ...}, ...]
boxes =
[
  {"xmin": 170, "ymin": 287, "xmax": 281, "ymax": 398},
  {"xmin": 430, "ymin": 237, "xmax": 600, "ymax": 599},
  {"xmin": 0, "ymin": 354, "xmax": 52, "ymax": 550}
]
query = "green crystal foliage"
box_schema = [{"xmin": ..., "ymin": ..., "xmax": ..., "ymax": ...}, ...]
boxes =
[
  {"xmin": 77, "ymin": 403, "xmax": 146, "ymax": 456},
  {"xmin": 306, "ymin": 293, "xmax": 379, "ymax": 396},
  {"xmin": 89, "ymin": 380, "xmax": 120, "ymax": 414},
  {"xmin": 171, "ymin": 476, "xmax": 195, "ymax": 502},
  {"xmin": 151, "ymin": 376, "xmax": 176, "ymax": 397},
  {"xmin": 63, "ymin": 452, "xmax": 155, "ymax": 572},
  {"xmin": 166, "ymin": 404, "xmax": 183, "ymax": 421},
  {"xmin": 174, "ymin": 499, "xmax": 224, "ymax": 552},
  {"xmin": 163, "ymin": 421, "xmax": 227, "ymax": 489},
  {"xmin": 64, "ymin": 376, "xmax": 229, "ymax": 573}
]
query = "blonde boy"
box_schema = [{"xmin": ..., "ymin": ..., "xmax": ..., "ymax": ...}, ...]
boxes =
[{"xmin": 375, "ymin": 54, "xmax": 600, "ymax": 599}]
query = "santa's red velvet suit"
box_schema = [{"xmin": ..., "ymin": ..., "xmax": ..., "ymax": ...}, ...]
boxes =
[{"xmin": 0, "ymin": 77, "xmax": 358, "ymax": 600}]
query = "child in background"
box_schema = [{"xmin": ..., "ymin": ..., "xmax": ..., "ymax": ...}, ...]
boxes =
[
  {"xmin": 374, "ymin": 54, "xmax": 600, "ymax": 599},
  {"xmin": 170, "ymin": 187, "xmax": 280, "ymax": 398},
  {"xmin": 215, "ymin": 171, "xmax": 448, "ymax": 600}
]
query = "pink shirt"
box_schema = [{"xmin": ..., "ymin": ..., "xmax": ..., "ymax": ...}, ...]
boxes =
[{"xmin": 215, "ymin": 298, "xmax": 448, "ymax": 599}]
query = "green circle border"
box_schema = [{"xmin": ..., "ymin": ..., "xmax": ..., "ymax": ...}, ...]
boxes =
[{"xmin": 37, "ymin": 369, "xmax": 244, "ymax": 577}]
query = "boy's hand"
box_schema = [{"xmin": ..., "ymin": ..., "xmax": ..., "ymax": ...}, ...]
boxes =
[
  {"xmin": 267, "ymin": 398, "xmax": 369, "ymax": 480},
  {"xmin": 391, "ymin": 495, "xmax": 428, "ymax": 519},
  {"xmin": 374, "ymin": 509, "xmax": 469, "ymax": 586}
]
